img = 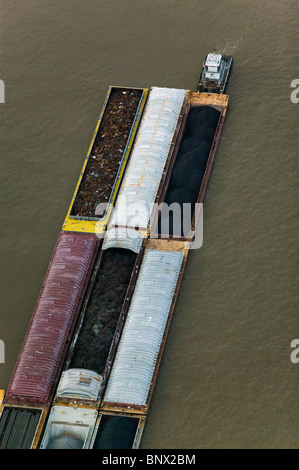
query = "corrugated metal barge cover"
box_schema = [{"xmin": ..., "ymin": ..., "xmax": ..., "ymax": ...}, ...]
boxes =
[
  {"xmin": 102, "ymin": 227, "xmax": 144, "ymax": 253},
  {"xmin": 5, "ymin": 232, "xmax": 98, "ymax": 405},
  {"xmin": 0, "ymin": 407, "xmax": 42, "ymax": 449},
  {"xmin": 110, "ymin": 87, "xmax": 186, "ymax": 229},
  {"xmin": 103, "ymin": 249, "xmax": 184, "ymax": 406}
]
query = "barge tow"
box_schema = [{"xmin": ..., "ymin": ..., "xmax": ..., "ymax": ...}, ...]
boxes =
[{"xmin": 0, "ymin": 54, "xmax": 232, "ymax": 449}]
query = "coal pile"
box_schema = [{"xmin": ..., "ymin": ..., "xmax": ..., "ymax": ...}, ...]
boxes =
[
  {"xmin": 93, "ymin": 417, "xmax": 137, "ymax": 449},
  {"xmin": 69, "ymin": 248, "xmax": 137, "ymax": 375},
  {"xmin": 46, "ymin": 436, "xmax": 83, "ymax": 449},
  {"xmin": 71, "ymin": 88, "xmax": 143, "ymax": 218},
  {"xmin": 159, "ymin": 105, "xmax": 220, "ymax": 236}
]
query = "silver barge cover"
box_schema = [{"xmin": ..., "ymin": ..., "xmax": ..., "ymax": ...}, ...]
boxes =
[{"xmin": 103, "ymin": 249, "xmax": 184, "ymax": 406}]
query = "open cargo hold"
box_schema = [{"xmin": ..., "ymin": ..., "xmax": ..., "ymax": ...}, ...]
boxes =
[
  {"xmin": 153, "ymin": 92, "xmax": 229, "ymax": 239},
  {"xmin": 39, "ymin": 405, "xmax": 98, "ymax": 449},
  {"xmin": 0, "ymin": 390, "xmax": 4, "ymax": 413},
  {"xmin": 90, "ymin": 411, "xmax": 146, "ymax": 449},
  {"xmin": 4, "ymin": 232, "xmax": 99, "ymax": 406},
  {"xmin": 66, "ymin": 247, "xmax": 140, "ymax": 380},
  {"xmin": 101, "ymin": 248, "xmax": 186, "ymax": 415},
  {"xmin": 63, "ymin": 87, "xmax": 148, "ymax": 234},
  {"xmin": 110, "ymin": 87, "xmax": 187, "ymax": 232},
  {"xmin": 0, "ymin": 406, "xmax": 46, "ymax": 449}
]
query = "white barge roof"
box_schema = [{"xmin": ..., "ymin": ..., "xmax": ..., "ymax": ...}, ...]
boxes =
[
  {"xmin": 56, "ymin": 368, "xmax": 102, "ymax": 401},
  {"xmin": 103, "ymin": 249, "xmax": 184, "ymax": 406}
]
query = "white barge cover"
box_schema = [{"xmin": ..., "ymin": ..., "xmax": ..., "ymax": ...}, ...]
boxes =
[
  {"xmin": 103, "ymin": 249, "xmax": 184, "ymax": 406},
  {"xmin": 110, "ymin": 87, "xmax": 186, "ymax": 229}
]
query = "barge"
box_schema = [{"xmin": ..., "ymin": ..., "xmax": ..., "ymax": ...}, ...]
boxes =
[
  {"xmin": 197, "ymin": 52, "xmax": 233, "ymax": 94},
  {"xmin": 62, "ymin": 86, "xmax": 148, "ymax": 235},
  {"xmin": 0, "ymin": 55, "xmax": 232, "ymax": 449}
]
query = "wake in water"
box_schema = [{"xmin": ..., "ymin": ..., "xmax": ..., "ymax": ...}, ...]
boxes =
[{"xmin": 219, "ymin": 36, "xmax": 244, "ymax": 56}]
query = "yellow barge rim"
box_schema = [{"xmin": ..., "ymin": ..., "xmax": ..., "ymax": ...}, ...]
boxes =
[{"xmin": 62, "ymin": 86, "xmax": 149, "ymax": 235}]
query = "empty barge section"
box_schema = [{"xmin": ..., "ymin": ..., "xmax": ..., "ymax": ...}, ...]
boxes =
[
  {"xmin": 38, "ymin": 404, "xmax": 98, "ymax": 449},
  {"xmin": 0, "ymin": 405, "xmax": 47, "ymax": 449},
  {"xmin": 100, "ymin": 248, "xmax": 187, "ymax": 417},
  {"xmin": 4, "ymin": 231, "xmax": 99, "ymax": 408},
  {"xmin": 62, "ymin": 86, "xmax": 148, "ymax": 235},
  {"xmin": 108, "ymin": 87, "xmax": 188, "ymax": 235},
  {"xmin": 38, "ymin": 370, "xmax": 103, "ymax": 448},
  {"xmin": 151, "ymin": 92, "xmax": 229, "ymax": 240}
]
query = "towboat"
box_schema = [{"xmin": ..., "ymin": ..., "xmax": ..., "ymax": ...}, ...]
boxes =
[{"xmin": 197, "ymin": 52, "xmax": 233, "ymax": 94}]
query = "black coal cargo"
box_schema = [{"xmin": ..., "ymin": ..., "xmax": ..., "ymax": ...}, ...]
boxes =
[
  {"xmin": 184, "ymin": 105, "xmax": 220, "ymax": 136},
  {"xmin": 69, "ymin": 248, "xmax": 137, "ymax": 375}
]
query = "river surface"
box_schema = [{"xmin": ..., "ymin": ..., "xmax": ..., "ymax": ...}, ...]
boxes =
[{"xmin": 0, "ymin": 0, "xmax": 298, "ymax": 449}]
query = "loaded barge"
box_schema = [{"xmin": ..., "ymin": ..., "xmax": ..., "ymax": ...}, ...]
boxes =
[{"xmin": 0, "ymin": 56, "xmax": 232, "ymax": 449}]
